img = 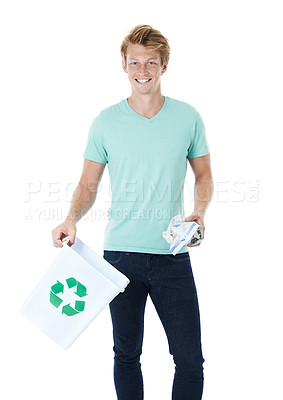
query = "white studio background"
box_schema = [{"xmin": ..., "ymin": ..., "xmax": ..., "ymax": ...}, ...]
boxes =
[{"xmin": 1, "ymin": 0, "xmax": 282, "ymax": 399}]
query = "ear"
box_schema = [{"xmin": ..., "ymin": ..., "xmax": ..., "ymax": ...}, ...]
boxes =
[
  {"xmin": 122, "ymin": 59, "xmax": 128, "ymax": 73},
  {"xmin": 161, "ymin": 64, "xmax": 168, "ymax": 75}
]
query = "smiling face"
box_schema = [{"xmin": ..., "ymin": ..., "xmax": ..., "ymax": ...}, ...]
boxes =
[{"xmin": 122, "ymin": 43, "xmax": 167, "ymax": 96}]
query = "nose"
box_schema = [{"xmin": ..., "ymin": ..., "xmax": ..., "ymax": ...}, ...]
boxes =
[{"xmin": 138, "ymin": 63, "xmax": 149, "ymax": 74}]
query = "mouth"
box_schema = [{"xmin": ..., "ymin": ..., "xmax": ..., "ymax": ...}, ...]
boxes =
[{"xmin": 135, "ymin": 78, "xmax": 152, "ymax": 85}]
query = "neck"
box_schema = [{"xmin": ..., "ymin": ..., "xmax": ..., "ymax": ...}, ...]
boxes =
[{"xmin": 127, "ymin": 91, "xmax": 165, "ymax": 119}]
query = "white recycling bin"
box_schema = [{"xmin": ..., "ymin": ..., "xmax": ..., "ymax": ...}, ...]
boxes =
[{"xmin": 19, "ymin": 237, "xmax": 130, "ymax": 349}]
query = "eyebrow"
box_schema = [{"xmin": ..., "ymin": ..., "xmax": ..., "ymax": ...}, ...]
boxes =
[{"xmin": 128, "ymin": 57, "xmax": 158, "ymax": 61}]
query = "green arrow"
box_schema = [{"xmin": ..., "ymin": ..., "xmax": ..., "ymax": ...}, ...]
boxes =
[
  {"xmin": 49, "ymin": 280, "xmax": 64, "ymax": 308},
  {"xmin": 50, "ymin": 291, "xmax": 63, "ymax": 308},
  {"xmin": 51, "ymin": 280, "xmax": 64, "ymax": 294},
  {"xmin": 75, "ymin": 281, "xmax": 88, "ymax": 297},
  {"xmin": 75, "ymin": 300, "xmax": 85, "ymax": 312},
  {"xmin": 66, "ymin": 277, "xmax": 77, "ymax": 289},
  {"xmin": 62, "ymin": 304, "xmax": 79, "ymax": 316}
]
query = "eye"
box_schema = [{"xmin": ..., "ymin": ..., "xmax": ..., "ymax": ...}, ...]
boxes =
[
  {"xmin": 131, "ymin": 62, "xmax": 138, "ymax": 65},
  {"xmin": 149, "ymin": 62, "xmax": 155, "ymax": 65}
]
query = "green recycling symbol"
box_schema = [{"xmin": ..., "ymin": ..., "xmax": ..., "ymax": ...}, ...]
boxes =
[{"xmin": 49, "ymin": 277, "xmax": 88, "ymax": 316}]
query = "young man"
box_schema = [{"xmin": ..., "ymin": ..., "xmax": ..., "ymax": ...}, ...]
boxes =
[{"xmin": 52, "ymin": 24, "xmax": 213, "ymax": 400}]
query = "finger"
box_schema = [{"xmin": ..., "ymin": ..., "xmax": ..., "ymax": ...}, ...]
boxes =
[
  {"xmin": 187, "ymin": 242, "xmax": 201, "ymax": 247},
  {"xmin": 54, "ymin": 237, "xmax": 63, "ymax": 248},
  {"xmin": 185, "ymin": 216, "xmax": 196, "ymax": 222},
  {"xmin": 67, "ymin": 230, "xmax": 76, "ymax": 247},
  {"xmin": 201, "ymin": 225, "xmax": 205, "ymax": 239},
  {"xmin": 52, "ymin": 231, "xmax": 66, "ymax": 247},
  {"xmin": 53, "ymin": 239, "xmax": 63, "ymax": 248}
]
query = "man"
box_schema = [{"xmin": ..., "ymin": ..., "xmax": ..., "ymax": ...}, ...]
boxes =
[{"xmin": 52, "ymin": 24, "xmax": 213, "ymax": 400}]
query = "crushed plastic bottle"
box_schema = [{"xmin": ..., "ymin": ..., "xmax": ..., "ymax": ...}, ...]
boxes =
[{"xmin": 162, "ymin": 214, "xmax": 203, "ymax": 255}]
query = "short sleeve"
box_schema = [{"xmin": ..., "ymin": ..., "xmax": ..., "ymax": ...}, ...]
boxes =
[
  {"xmin": 187, "ymin": 109, "xmax": 210, "ymax": 158},
  {"xmin": 83, "ymin": 113, "xmax": 108, "ymax": 164}
]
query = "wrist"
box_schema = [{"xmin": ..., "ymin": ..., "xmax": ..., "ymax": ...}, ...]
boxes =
[
  {"xmin": 194, "ymin": 208, "xmax": 205, "ymax": 218},
  {"xmin": 66, "ymin": 215, "xmax": 77, "ymax": 224}
]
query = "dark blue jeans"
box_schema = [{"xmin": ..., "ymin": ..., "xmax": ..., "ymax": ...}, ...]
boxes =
[{"xmin": 103, "ymin": 250, "xmax": 205, "ymax": 400}]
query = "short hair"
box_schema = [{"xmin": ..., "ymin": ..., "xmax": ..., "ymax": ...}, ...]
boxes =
[{"xmin": 120, "ymin": 24, "xmax": 170, "ymax": 67}]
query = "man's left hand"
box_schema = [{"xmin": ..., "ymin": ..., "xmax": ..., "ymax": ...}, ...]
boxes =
[{"xmin": 185, "ymin": 211, "xmax": 205, "ymax": 247}]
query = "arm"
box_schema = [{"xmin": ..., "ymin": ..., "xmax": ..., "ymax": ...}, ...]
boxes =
[
  {"xmin": 52, "ymin": 159, "xmax": 106, "ymax": 247},
  {"xmin": 185, "ymin": 153, "xmax": 214, "ymax": 245}
]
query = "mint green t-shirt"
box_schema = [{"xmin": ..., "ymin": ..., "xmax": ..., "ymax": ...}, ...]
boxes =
[{"xmin": 83, "ymin": 96, "xmax": 209, "ymax": 254}]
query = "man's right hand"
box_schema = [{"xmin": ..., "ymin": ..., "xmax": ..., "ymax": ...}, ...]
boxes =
[{"xmin": 52, "ymin": 220, "xmax": 77, "ymax": 248}]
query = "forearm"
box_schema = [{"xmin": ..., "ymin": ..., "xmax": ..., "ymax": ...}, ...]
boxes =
[
  {"xmin": 66, "ymin": 182, "xmax": 97, "ymax": 224},
  {"xmin": 193, "ymin": 176, "xmax": 214, "ymax": 216}
]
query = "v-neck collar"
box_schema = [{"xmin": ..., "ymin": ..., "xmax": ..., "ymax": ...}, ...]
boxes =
[{"xmin": 123, "ymin": 96, "xmax": 168, "ymax": 122}]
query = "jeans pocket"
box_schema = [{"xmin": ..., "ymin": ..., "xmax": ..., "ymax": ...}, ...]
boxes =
[{"xmin": 103, "ymin": 250, "xmax": 124, "ymax": 263}]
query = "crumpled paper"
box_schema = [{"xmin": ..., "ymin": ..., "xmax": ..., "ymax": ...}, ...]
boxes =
[{"xmin": 162, "ymin": 214, "xmax": 203, "ymax": 255}]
